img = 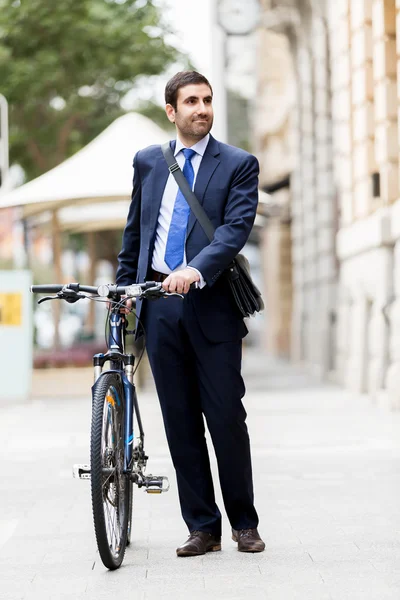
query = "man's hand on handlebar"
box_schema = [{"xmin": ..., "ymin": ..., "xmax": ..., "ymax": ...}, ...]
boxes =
[
  {"xmin": 103, "ymin": 276, "xmax": 198, "ymax": 313},
  {"xmin": 162, "ymin": 268, "xmax": 200, "ymax": 295}
]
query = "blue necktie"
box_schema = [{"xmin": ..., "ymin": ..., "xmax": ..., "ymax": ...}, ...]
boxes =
[{"xmin": 164, "ymin": 148, "xmax": 196, "ymax": 271}]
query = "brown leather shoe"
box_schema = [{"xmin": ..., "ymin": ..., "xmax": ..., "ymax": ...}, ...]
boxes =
[
  {"xmin": 232, "ymin": 528, "xmax": 265, "ymax": 553},
  {"xmin": 176, "ymin": 531, "xmax": 221, "ymax": 557}
]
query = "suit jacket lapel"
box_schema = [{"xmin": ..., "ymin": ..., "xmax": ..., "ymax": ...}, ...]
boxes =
[{"xmin": 187, "ymin": 135, "xmax": 220, "ymax": 240}]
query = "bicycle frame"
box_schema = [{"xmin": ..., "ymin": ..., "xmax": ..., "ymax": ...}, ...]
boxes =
[{"xmin": 92, "ymin": 309, "xmax": 145, "ymax": 473}]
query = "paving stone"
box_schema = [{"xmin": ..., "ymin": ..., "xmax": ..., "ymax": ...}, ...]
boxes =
[
  {"xmin": 1, "ymin": 351, "xmax": 400, "ymax": 599},
  {"xmin": 144, "ymin": 592, "xmax": 238, "ymax": 600},
  {"xmin": 141, "ymin": 577, "xmax": 205, "ymax": 592}
]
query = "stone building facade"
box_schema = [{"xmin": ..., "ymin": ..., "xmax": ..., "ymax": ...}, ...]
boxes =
[
  {"xmin": 253, "ymin": 27, "xmax": 296, "ymax": 356},
  {"xmin": 256, "ymin": 0, "xmax": 400, "ymax": 407}
]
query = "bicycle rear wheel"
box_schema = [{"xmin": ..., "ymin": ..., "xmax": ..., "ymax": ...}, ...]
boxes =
[{"xmin": 91, "ymin": 373, "xmax": 129, "ymax": 569}]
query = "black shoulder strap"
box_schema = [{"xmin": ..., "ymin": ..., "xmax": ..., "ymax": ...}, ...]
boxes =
[{"xmin": 161, "ymin": 142, "xmax": 215, "ymax": 243}]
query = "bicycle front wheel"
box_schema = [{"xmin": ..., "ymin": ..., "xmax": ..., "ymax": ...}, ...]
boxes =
[{"xmin": 90, "ymin": 373, "xmax": 129, "ymax": 569}]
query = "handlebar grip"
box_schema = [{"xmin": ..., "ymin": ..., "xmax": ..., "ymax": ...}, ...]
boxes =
[
  {"xmin": 31, "ymin": 284, "xmax": 63, "ymax": 294},
  {"xmin": 31, "ymin": 283, "xmax": 99, "ymax": 295}
]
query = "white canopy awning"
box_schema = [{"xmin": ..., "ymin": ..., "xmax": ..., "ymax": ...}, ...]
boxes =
[
  {"xmin": 0, "ymin": 112, "xmax": 170, "ymax": 217},
  {"xmin": 34, "ymin": 189, "xmax": 272, "ymax": 235},
  {"xmin": 59, "ymin": 200, "xmax": 131, "ymax": 233}
]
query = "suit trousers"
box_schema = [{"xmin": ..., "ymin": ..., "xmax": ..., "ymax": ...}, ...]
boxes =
[{"xmin": 142, "ymin": 290, "xmax": 259, "ymax": 536}]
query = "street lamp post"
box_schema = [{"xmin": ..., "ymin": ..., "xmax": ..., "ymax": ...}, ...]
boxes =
[{"xmin": 0, "ymin": 94, "xmax": 9, "ymax": 189}]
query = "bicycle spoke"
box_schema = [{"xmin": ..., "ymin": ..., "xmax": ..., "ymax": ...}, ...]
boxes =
[
  {"xmin": 103, "ymin": 486, "xmax": 119, "ymax": 548},
  {"xmin": 104, "ymin": 498, "xmax": 119, "ymax": 551},
  {"xmin": 105, "ymin": 486, "xmax": 120, "ymax": 549},
  {"xmin": 102, "ymin": 469, "xmax": 115, "ymax": 489}
]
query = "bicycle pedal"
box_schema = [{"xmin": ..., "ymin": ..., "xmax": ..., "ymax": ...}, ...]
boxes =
[
  {"xmin": 72, "ymin": 464, "xmax": 91, "ymax": 480},
  {"xmin": 142, "ymin": 475, "xmax": 170, "ymax": 494}
]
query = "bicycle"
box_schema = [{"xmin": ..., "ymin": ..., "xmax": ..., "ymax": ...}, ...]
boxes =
[{"xmin": 31, "ymin": 280, "xmax": 187, "ymax": 569}]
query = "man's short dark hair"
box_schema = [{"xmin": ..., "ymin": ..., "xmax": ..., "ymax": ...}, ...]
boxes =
[{"xmin": 165, "ymin": 71, "xmax": 213, "ymax": 111}]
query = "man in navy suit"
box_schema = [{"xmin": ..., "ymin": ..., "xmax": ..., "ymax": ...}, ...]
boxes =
[{"xmin": 116, "ymin": 71, "xmax": 264, "ymax": 556}]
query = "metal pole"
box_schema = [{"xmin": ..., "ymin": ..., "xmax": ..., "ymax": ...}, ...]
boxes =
[
  {"xmin": 0, "ymin": 93, "xmax": 9, "ymax": 188},
  {"xmin": 86, "ymin": 231, "xmax": 96, "ymax": 337},
  {"xmin": 52, "ymin": 210, "xmax": 62, "ymax": 350}
]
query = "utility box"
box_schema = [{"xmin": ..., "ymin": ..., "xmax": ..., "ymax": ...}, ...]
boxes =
[{"xmin": 0, "ymin": 270, "xmax": 32, "ymax": 402}]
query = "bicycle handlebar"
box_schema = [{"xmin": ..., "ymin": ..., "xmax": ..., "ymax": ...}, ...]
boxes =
[{"xmin": 30, "ymin": 281, "xmax": 198, "ymax": 299}]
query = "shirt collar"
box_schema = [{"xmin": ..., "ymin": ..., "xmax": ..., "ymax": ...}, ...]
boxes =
[{"xmin": 174, "ymin": 133, "xmax": 210, "ymax": 157}]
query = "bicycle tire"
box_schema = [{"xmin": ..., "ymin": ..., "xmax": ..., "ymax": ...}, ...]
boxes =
[{"xmin": 91, "ymin": 373, "xmax": 129, "ymax": 569}]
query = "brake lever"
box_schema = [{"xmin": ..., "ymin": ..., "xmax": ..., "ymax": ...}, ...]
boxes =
[
  {"xmin": 164, "ymin": 292, "xmax": 184, "ymax": 299},
  {"xmin": 140, "ymin": 285, "xmax": 164, "ymax": 301},
  {"xmin": 140, "ymin": 286, "xmax": 185, "ymax": 301},
  {"xmin": 38, "ymin": 295, "xmax": 58, "ymax": 304},
  {"xmin": 37, "ymin": 289, "xmax": 85, "ymax": 305}
]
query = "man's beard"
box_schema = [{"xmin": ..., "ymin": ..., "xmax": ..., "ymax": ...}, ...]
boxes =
[{"xmin": 177, "ymin": 117, "xmax": 213, "ymax": 138}]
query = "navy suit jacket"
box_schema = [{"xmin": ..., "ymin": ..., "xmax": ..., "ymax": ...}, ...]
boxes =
[{"xmin": 116, "ymin": 135, "xmax": 259, "ymax": 343}]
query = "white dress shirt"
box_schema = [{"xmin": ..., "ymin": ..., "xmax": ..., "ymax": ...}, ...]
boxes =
[{"xmin": 151, "ymin": 133, "xmax": 210, "ymax": 286}]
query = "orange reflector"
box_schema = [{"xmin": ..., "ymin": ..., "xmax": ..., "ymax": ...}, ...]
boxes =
[{"xmin": 106, "ymin": 395, "xmax": 115, "ymax": 407}]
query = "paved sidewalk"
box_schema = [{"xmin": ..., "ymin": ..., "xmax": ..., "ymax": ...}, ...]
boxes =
[{"xmin": 1, "ymin": 351, "xmax": 400, "ymax": 599}]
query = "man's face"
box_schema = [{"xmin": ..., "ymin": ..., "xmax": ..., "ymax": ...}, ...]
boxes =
[{"xmin": 166, "ymin": 83, "xmax": 214, "ymax": 140}]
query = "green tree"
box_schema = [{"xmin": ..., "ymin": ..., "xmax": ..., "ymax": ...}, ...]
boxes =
[{"xmin": 0, "ymin": 0, "xmax": 185, "ymax": 180}]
